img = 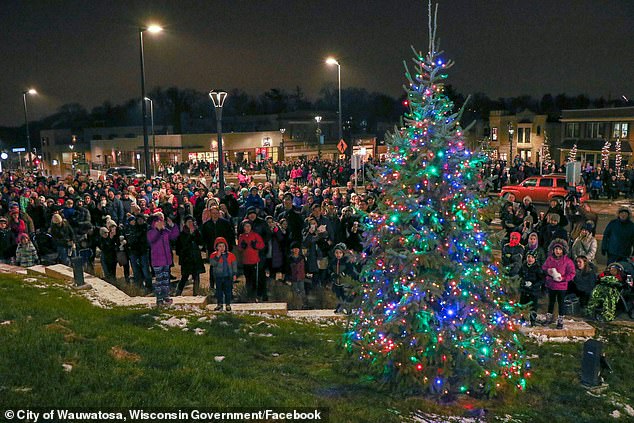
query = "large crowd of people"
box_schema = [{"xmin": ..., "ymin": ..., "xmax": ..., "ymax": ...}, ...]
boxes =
[
  {"xmin": 480, "ymin": 154, "xmax": 634, "ymax": 199},
  {"xmin": 0, "ymin": 158, "xmax": 375, "ymax": 312},
  {"xmin": 1, "ymin": 155, "xmax": 633, "ymax": 321}
]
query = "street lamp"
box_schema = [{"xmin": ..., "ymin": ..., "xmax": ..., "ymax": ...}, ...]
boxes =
[
  {"xmin": 144, "ymin": 96, "xmax": 157, "ymax": 176},
  {"xmin": 315, "ymin": 116, "xmax": 322, "ymax": 158},
  {"xmin": 279, "ymin": 128, "xmax": 285, "ymax": 161},
  {"xmin": 508, "ymin": 121, "xmax": 515, "ymax": 163},
  {"xmin": 325, "ymin": 57, "xmax": 342, "ymax": 150},
  {"xmin": 22, "ymin": 88, "xmax": 37, "ymax": 167},
  {"xmin": 139, "ymin": 24, "xmax": 162, "ymax": 179},
  {"xmin": 209, "ymin": 90, "xmax": 228, "ymax": 191}
]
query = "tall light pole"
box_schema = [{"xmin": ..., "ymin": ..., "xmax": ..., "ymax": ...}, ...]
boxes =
[
  {"xmin": 325, "ymin": 57, "xmax": 342, "ymax": 149},
  {"xmin": 209, "ymin": 90, "xmax": 228, "ymax": 191},
  {"xmin": 139, "ymin": 24, "xmax": 162, "ymax": 179},
  {"xmin": 22, "ymin": 88, "xmax": 37, "ymax": 167},
  {"xmin": 279, "ymin": 128, "xmax": 285, "ymax": 161},
  {"xmin": 315, "ymin": 116, "xmax": 322, "ymax": 158},
  {"xmin": 144, "ymin": 96, "xmax": 157, "ymax": 176},
  {"xmin": 508, "ymin": 121, "xmax": 514, "ymax": 164}
]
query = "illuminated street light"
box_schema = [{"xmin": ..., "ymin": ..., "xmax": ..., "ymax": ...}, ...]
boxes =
[
  {"xmin": 209, "ymin": 90, "xmax": 228, "ymax": 190},
  {"xmin": 325, "ymin": 57, "xmax": 343, "ymax": 154},
  {"xmin": 139, "ymin": 23, "xmax": 163, "ymax": 178},
  {"xmin": 22, "ymin": 88, "xmax": 38, "ymax": 166}
]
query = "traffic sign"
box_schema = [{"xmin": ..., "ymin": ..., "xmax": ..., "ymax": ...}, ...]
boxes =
[{"xmin": 337, "ymin": 139, "xmax": 348, "ymax": 154}]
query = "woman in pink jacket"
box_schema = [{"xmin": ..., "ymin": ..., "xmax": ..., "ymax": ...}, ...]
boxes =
[{"xmin": 542, "ymin": 238, "xmax": 576, "ymax": 329}]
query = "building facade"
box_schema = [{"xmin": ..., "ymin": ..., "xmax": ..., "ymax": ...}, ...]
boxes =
[
  {"xmin": 488, "ymin": 109, "xmax": 551, "ymax": 164},
  {"xmin": 559, "ymin": 107, "xmax": 633, "ymax": 169}
]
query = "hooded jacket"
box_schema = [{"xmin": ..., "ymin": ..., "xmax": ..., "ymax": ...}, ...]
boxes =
[
  {"xmin": 542, "ymin": 238, "xmax": 576, "ymax": 291},
  {"xmin": 209, "ymin": 237, "xmax": 237, "ymax": 278},
  {"xmin": 147, "ymin": 220, "xmax": 180, "ymax": 267}
]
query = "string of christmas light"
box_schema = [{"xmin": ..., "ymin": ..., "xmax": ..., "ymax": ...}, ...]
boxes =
[
  {"xmin": 615, "ymin": 139, "xmax": 622, "ymax": 177},
  {"xmin": 601, "ymin": 140, "xmax": 611, "ymax": 169},
  {"xmin": 344, "ymin": 2, "xmax": 529, "ymax": 397},
  {"xmin": 567, "ymin": 144, "xmax": 577, "ymax": 163},
  {"xmin": 541, "ymin": 131, "xmax": 553, "ymax": 172}
]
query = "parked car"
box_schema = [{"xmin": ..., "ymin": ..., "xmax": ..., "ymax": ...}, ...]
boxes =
[
  {"xmin": 500, "ymin": 174, "xmax": 588, "ymax": 204},
  {"xmin": 105, "ymin": 166, "xmax": 144, "ymax": 179}
]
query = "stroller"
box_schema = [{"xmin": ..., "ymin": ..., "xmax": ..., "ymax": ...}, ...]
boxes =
[
  {"xmin": 587, "ymin": 260, "xmax": 634, "ymax": 321},
  {"xmin": 31, "ymin": 231, "xmax": 58, "ymax": 265}
]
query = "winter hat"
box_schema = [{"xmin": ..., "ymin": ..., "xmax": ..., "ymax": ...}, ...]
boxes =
[
  {"xmin": 509, "ymin": 232, "xmax": 521, "ymax": 246},
  {"xmin": 51, "ymin": 214, "xmax": 63, "ymax": 224},
  {"xmin": 183, "ymin": 215, "xmax": 195, "ymax": 224},
  {"xmin": 213, "ymin": 236, "xmax": 228, "ymax": 249},
  {"xmin": 523, "ymin": 215, "xmax": 534, "ymax": 224},
  {"xmin": 333, "ymin": 242, "xmax": 347, "ymax": 253},
  {"xmin": 246, "ymin": 206, "xmax": 257, "ymax": 215},
  {"xmin": 99, "ymin": 227, "xmax": 109, "ymax": 237},
  {"xmin": 126, "ymin": 215, "xmax": 136, "ymax": 224},
  {"xmin": 618, "ymin": 206, "xmax": 630, "ymax": 215},
  {"xmin": 582, "ymin": 222, "xmax": 595, "ymax": 232},
  {"xmin": 548, "ymin": 238, "xmax": 568, "ymax": 255},
  {"xmin": 608, "ymin": 262, "xmax": 624, "ymax": 272},
  {"xmin": 17, "ymin": 233, "xmax": 30, "ymax": 243},
  {"xmin": 290, "ymin": 241, "xmax": 301, "ymax": 250},
  {"xmin": 0, "ymin": 216, "xmax": 7, "ymax": 223}
]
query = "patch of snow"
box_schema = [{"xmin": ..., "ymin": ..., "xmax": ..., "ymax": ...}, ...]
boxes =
[
  {"xmin": 214, "ymin": 356, "xmax": 225, "ymax": 362},
  {"xmin": 62, "ymin": 363, "xmax": 73, "ymax": 372},
  {"xmin": 159, "ymin": 317, "xmax": 188, "ymax": 328},
  {"xmin": 411, "ymin": 411, "xmax": 480, "ymax": 422},
  {"xmin": 271, "ymin": 353, "xmax": 279, "ymax": 357},
  {"xmin": 197, "ymin": 317, "xmax": 208, "ymax": 322},
  {"xmin": 194, "ymin": 328, "xmax": 206, "ymax": 336},
  {"xmin": 610, "ymin": 410, "xmax": 621, "ymax": 418},
  {"xmin": 0, "ymin": 321, "xmax": 12, "ymax": 326}
]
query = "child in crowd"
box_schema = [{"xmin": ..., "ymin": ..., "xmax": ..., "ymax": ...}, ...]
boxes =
[
  {"xmin": 569, "ymin": 255, "xmax": 597, "ymax": 308},
  {"xmin": 542, "ymin": 238, "xmax": 576, "ymax": 329},
  {"xmin": 15, "ymin": 233, "xmax": 39, "ymax": 268},
  {"xmin": 285, "ymin": 242, "xmax": 308, "ymax": 306},
  {"xmin": 328, "ymin": 243, "xmax": 356, "ymax": 314},
  {"xmin": 587, "ymin": 262, "xmax": 625, "ymax": 321},
  {"xmin": 501, "ymin": 232, "xmax": 524, "ymax": 277},
  {"xmin": 208, "ymin": 237, "xmax": 237, "ymax": 311},
  {"xmin": 519, "ymin": 252, "xmax": 544, "ymax": 326}
]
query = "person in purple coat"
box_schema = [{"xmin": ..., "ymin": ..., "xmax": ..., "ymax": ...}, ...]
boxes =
[
  {"xmin": 542, "ymin": 238, "xmax": 576, "ymax": 329},
  {"xmin": 147, "ymin": 212, "xmax": 180, "ymax": 306}
]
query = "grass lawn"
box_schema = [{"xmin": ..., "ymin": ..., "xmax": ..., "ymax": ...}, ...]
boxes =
[{"xmin": 1, "ymin": 274, "xmax": 633, "ymax": 422}]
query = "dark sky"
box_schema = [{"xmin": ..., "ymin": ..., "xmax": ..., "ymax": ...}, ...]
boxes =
[{"xmin": 2, "ymin": 0, "xmax": 634, "ymax": 127}]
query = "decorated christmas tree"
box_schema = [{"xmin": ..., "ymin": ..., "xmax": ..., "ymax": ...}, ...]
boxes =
[
  {"xmin": 567, "ymin": 143, "xmax": 577, "ymax": 163},
  {"xmin": 344, "ymin": 3, "xmax": 528, "ymax": 396}
]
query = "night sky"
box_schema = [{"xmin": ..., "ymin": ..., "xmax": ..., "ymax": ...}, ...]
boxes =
[{"xmin": 3, "ymin": 0, "xmax": 634, "ymax": 127}]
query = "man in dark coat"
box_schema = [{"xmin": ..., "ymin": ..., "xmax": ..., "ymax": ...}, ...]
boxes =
[
  {"xmin": 275, "ymin": 193, "xmax": 303, "ymax": 243},
  {"xmin": 601, "ymin": 206, "xmax": 634, "ymax": 264},
  {"xmin": 201, "ymin": 206, "xmax": 235, "ymax": 252}
]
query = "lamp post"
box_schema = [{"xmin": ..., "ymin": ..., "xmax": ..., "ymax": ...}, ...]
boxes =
[
  {"xmin": 508, "ymin": 121, "xmax": 515, "ymax": 164},
  {"xmin": 22, "ymin": 88, "xmax": 37, "ymax": 167},
  {"xmin": 209, "ymin": 90, "xmax": 228, "ymax": 191},
  {"xmin": 139, "ymin": 24, "xmax": 162, "ymax": 179},
  {"xmin": 315, "ymin": 116, "xmax": 322, "ymax": 158},
  {"xmin": 279, "ymin": 128, "xmax": 285, "ymax": 161},
  {"xmin": 325, "ymin": 57, "xmax": 343, "ymax": 151},
  {"xmin": 144, "ymin": 96, "xmax": 157, "ymax": 176}
]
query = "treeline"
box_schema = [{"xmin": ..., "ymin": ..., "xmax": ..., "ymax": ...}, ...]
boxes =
[{"xmin": 1, "ymin": 85, "xmax": 630, "ymax": 148}]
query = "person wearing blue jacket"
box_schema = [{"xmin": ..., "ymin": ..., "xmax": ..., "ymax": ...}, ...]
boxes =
[{"xmin": 601, "ymin": 206, "xmax": 634, "ymax": 264}]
